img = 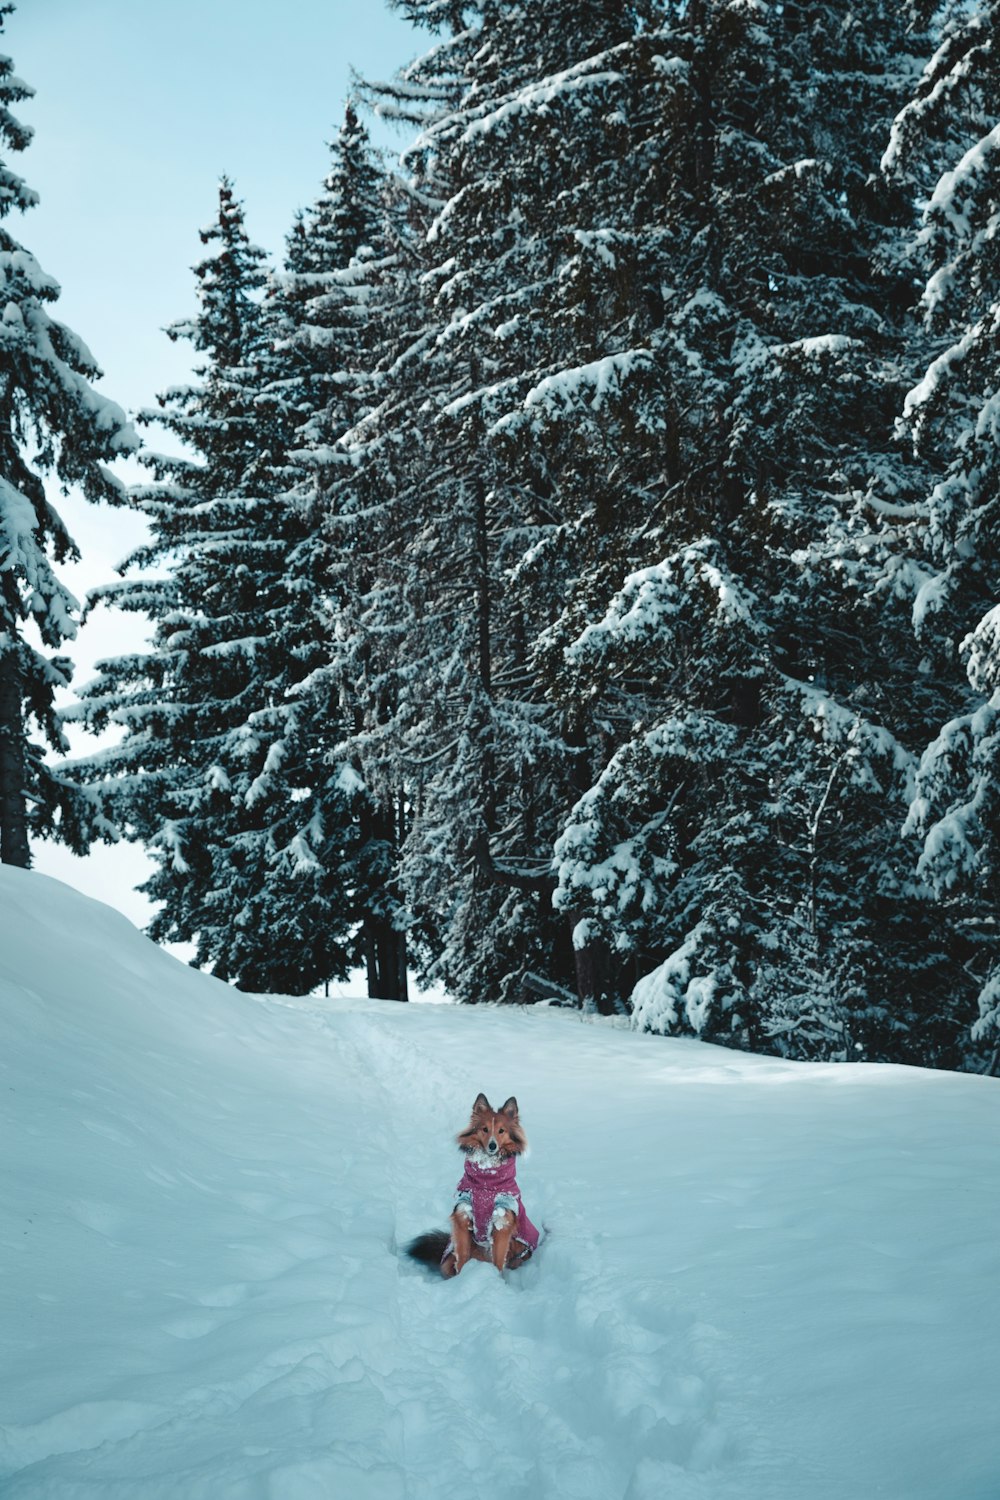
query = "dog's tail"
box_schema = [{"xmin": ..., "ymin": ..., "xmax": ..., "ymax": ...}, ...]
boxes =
[{"xmin": 405, "ymin": 1229, "xmax": 449, "ymax": 1268}]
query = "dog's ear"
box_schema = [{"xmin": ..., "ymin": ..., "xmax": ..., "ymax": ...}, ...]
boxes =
[
  {"xmin": 499, "ymin": 1096, "xmax": 519, "ymax": 1119},
  {"xmin": 472, "ymin": 1092, "xmax": 492, "ymax": 1114}
]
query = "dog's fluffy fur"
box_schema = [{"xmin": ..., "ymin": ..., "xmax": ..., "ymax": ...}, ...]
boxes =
[{"xmin": 406, "ymin": 1093, "xmax": 534, "ymax": 1276}]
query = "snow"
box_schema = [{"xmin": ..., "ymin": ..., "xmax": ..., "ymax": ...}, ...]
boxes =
[
  {"xmin": 460, "ymin": 60, "xmax": 624, "ymax": 144},
  {"xmin": 0, "ymin": 474, "xmax": 81, "ymax": 642},
  {"xmin": 732, "ymin": 334, "xmax": 862, "ymax": 392},
  {"xmin": 964, "ymin": 606, "xmax": 1000, "ymax": 694},
  {"xmin": 628, "ymin": 926, "xmax": 731, "ymax": 1038},
  {"xmin": 779, "ymin": 674, "xmax": 916, "ymax": 795},
  {"xmin": 284, "ymin": 826, "xmax": 323, "ymax": 877},
  {"xmin": 902, "ymin": 323, "xmax": 976, "ymax": 424},
  {"xmin": 335, "ymin": 761, "xmax": 366, "ymax": 797},
  {"xmin": 491, "ymin": 350, "xmax": 655, "ymax": 437},
  {"xmin": 2, "ymin": 865, "xmax": 998, "ymax": 1499},
  {"xmin": 881, "ymin": 24, "xmax": 974, "ymax": 179},
  {"xmin": 912, "ymin": 566, "xmax": 953, "ymax": 635},
  {"xmin": 903, "ymin": 694, "xmax": 1000, "ymax": 896},
  {"xmin": 565, "ymin": 542, "xmax": 762, "ymax": 664},
  {"xmin": 925, "ymin": 122, "xmax": 1000, "ymax": 242}
]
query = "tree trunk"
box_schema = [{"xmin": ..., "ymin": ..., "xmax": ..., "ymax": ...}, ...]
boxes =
[
  {"xmin": 363, "ymin": 911, "xmax": 399, "ymax": 998},
  {"xmin": 474, "ymin": 470, "xmax": 491, "ymax": 698},
  {"xmin": 393, "ymin": 926, "xmax": 409, "ymax": 1003},
  {"xmin": 572, "ymin": 925, "xmax": 616, "ymax": 1017},
  {"xmin": 561, "ymin": 724, "xmax": 617, "ymax": 1014},
  {"xmin": 0, "ymin": 648, "xmax": 30, "ymax": 868},
  {"xmin": 365, "ymin": 920, "xmax": 409, "ymax": 1001},
  {"xmin": 363, "ymin": 921, "xmax": 379, "ymax": 997},
  {"xmin": 362, "ymin": 793, "xmax": 409, "ymax": 1001}
]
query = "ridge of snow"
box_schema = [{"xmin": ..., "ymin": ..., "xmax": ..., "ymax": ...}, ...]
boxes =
[{"xmin": 1, "ymin": 868, "xmax": 997, "ymax": 1498}]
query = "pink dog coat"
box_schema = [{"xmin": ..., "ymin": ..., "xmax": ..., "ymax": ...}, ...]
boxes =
[{"xmin": 453, "ymin": 1153, "xmax": 540, "ymax": 1252}]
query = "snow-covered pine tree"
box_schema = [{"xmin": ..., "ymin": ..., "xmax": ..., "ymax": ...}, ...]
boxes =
[
  {"xmin": 298, "ymin": 135, "xmax": 425, "ymax": 1000},
  {"xmin": 335, "ymin": 0, "xmax": 673, "ymax": 1008},
  {"xmin": 69, "ymin": 178, "xmax": 271, "ymax": 968},
  {"xmin": 264, "ymin": 104, "xmax": 385, "ymax": 459},
  {"xmin": 301, "ymin": 66, "xmax": 463, "ymax": 1000},
  {"xmin": 0, "ymin": 6, "xmax": 136, "ymax": 866},
  {"xmin": 879, "ymin": 0, "xmax": 1000, "ymax": 1061},
  {"xmin": 544, "ymin": 3, "xmax": 963, "ymax": 1060},
  {"xmin": 242, "ymin": 104, "xmax": 412, "ymax": 1000},
  {"xmin": 69, "ymin": 180, "xmax": 357, "ymax": 992}
]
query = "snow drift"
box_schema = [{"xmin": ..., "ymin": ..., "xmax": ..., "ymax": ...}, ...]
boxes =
[{"xmin": 1, "ymin": 865, "xmax": 997, "ymax": 1499}]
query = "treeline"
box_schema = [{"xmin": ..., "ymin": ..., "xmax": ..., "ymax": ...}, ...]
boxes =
[{"xmin": 3, "ymin": 2, "xmax": 1000, "ymax": 1070}]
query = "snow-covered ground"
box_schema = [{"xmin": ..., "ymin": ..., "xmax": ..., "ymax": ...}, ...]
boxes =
[{"xmin": 2, "ymin": 866, "xmax": 997, "ymax": 1500}]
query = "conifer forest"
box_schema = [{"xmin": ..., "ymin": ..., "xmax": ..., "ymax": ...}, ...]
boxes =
[{"xmin": 3, "ymin": 1, "xmax": 1000, "ymax": 1073}]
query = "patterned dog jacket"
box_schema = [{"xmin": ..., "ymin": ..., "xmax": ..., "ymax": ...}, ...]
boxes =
[{"xmin": 453, "ymin": 1153, "xmax": 540, "ymax": 1252}]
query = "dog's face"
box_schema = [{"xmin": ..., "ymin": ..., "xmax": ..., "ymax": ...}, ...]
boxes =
[{"xmin": 457, "ymin": 1093, "xmax": 526, "ymax": 1159}]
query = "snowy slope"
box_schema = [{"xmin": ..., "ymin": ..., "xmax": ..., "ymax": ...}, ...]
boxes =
[{"xmin": 1, "ymin": 867, "xmax": 997, "ymax": 1500}]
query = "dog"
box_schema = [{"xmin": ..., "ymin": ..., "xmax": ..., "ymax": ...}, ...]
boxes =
[{"xmin": 406, "ymin": 1093, "xmax": 539, "ymax": 1276}]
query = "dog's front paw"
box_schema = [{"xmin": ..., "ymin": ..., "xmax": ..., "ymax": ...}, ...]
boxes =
[{"xmin": 440, "ymin": 1251, "xmax": 459, "ymax": 1279}]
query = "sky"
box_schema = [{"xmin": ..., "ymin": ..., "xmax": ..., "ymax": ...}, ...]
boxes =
[{"xmin": 9, "ymin": 0, "xmax": 421, "ymax": 929}]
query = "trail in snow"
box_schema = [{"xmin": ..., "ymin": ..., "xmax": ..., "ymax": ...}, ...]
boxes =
[
  {"xmin": 330, "ymin": 1006, "xmax": 740, "ymax": 1500},
  {"xmin": 2, "ymin": 867, "xmax": 998, "ymax": 1500}
]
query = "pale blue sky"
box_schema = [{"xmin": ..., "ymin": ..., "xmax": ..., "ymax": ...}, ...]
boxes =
[{"xmin": 10, "ymin": 0, "xmax": 421, "ymax": 925}]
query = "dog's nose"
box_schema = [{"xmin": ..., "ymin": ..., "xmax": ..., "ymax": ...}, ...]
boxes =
[{"xmin": 487, "ymin": 1138, "xmax": 498, "ymax": 1154}]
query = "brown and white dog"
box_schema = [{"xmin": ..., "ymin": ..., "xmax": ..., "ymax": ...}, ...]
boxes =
[{"xmin": 406, "ymin": 1094, "xmax": 540, "ymax": 1276}]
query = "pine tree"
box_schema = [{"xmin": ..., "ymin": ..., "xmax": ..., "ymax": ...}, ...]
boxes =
[
  {"xmin": 70, "ymin": 127, "xmax": 409, "ymax": 997},
  {"xmin": 305, "ymin": 98, "xmax": 449, "ymax": 1001},
  {"xmin": 69, "ymin": 179, "xmax": 271, "ymax": 967},
  {"xmin": 538, "ymin": 2, "xmax": 964, "ymax": 1059},
  {"xmin": 243, "ymin": 105, "xmax": 410, "ymax": 1000},
  {"xmin": 879, "ymin": 0, "xmax": 1000, "ymax": 1060},
  {"xmin": 0, "ymin": 6, "xmax": 136, "ymax": 867},
  {"xmin": 339, "ymin": 1, "xmax": 945, "ymax": 1043},
  {"xmin": 321, "ymin": 0, "xmax": 975, "ymax": 1061},
  {"xmin": 335, "ymin": 0, "xmax": 671, "ymax": 1008},
  {"xmin": 69, "ymin": 181, "xmax": 358, "ymax": 991}
]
